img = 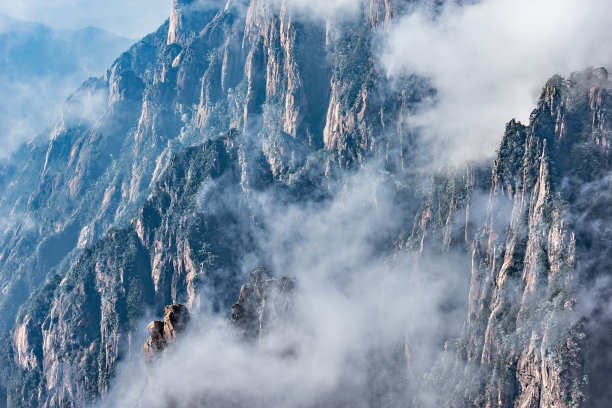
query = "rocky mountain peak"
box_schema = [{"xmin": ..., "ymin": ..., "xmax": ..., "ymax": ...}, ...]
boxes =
[
  {"xmin": 168, "ymin": 0, "xmax": 193, "ymax": 44},
  {"xmin": 144, "ymin": 304, "xmax": 190, "ymax": 364},
  {"xmin": 231, "ymin": 268, "xmax": 295, "ymax": 339}
]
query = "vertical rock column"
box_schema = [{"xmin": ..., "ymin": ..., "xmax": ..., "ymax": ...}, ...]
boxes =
[{"xmin": 144, "ymin": 304, "xmax": 190, "ymax": 364}]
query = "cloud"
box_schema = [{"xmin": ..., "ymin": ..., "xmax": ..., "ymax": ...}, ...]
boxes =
[
  {"xmin": 96, "ymin": 160, "xmax": 473, "ymax": 407},
  {"xmin": 282, "ymin": 0, "xmax": 363, "ymax": 21},
  {"xmin": 0, "ymin": 14, "xmax": 134, "ymax": 158},
  {"xmin": 0, "ymin": 213, "xmax": 36, "ymax": 234},
  {"xmin": 381, "ymin": 0, "xmax": 612, "ymax": 166},
  {"xmin": 0, "ymin": 76, "xmax": 109, "ymax": 158},
  {"xmin": 0, "ymin": 0, "xmax": 169, "ymax": 38}
]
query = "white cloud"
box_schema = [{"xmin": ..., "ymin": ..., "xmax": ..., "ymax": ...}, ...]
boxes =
[
  {"xmin": 282, "ymin": 0, "xmax": 362, "ymax": 21},
  {"xmin": 98, "ymin": 162, "xmax": 472, "ymax": 407},
  {"xmin": 0, "ymin": 76, "xmax": 111, "ymax": 158},
  {"xmin": 382, "ymin": 0, "xmax": 612, "ymax": 166}
]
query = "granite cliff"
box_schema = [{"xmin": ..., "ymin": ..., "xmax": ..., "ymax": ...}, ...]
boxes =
[
  {"xmin": 0, "ymin": 0, "xmax": 422, "ymax": 337},
  {"xmin": 417, "ymin": 68, "xmax": 612, "ymax": 407}
]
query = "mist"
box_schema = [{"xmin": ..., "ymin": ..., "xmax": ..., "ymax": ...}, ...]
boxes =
[
  {"xmin": 382, "ymin": 0, "xmax": 612, "ymax": 165},
  {"xmin": 283, "ymin": 0, "xmax": 363, "ymax": 20},
  {"xmin": 95, "ymin": 154, "xmax": 474, "ymax": 407},
  {"xmin": 181, "ymin": 0, "xmax": 363, "ymax": 22},
  {"xmin": 5, "ymin": 0, "xmax": 608, "ymax": 406},
  {"xmin": 0, "ymin": 76, "xmax": 110, "ymax": 158},
  {"xmin": 0, "ymin": 15, "xmax": 133, "ymax": 158}
]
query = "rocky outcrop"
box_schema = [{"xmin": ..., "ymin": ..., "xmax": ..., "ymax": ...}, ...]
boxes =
[
  {"xmin": 144, "ymin": 304, "xmax": 190, "ymax": 364},
  {"xmin": 163, "ymin": 304, "xmax": 191, "ymax": 342},
  {"xmin": 231, "ymin": 267, "xmax": 295, "ymax": 339},
  {"xmin": 144, "ymin": 321, "xmax": 166, "ymax": 364}
]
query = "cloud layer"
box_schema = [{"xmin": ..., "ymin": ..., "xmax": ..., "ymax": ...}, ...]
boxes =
[
  {"xmin": 0, "ymin": 20, "xmax": 133, "ymax": 158},
  {"xmin": 97, "ymin": 160, "xmax": 473, "ymax": 407},
  {"xmin": 382, "ymin": 0, "xmax": 612, "ymax": 165}
]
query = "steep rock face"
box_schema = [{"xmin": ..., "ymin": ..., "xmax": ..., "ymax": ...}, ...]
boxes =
[
  {"xmin": 191, "ymin": 0, "xmax": 334, "ymax": 176},
  {"xmin": 230, "ymin": 267, "xmax": 295, "ymax": 339},
  {"xmin": 2, "ymin": 135, "xmax": 256, "ymax": 407},
  {"xmin": 403, "ymin": 165, "xmax": 492, "ymax": 255},
  {"xmin": 419, "ymin": 68, "xmax": 612, "ymax": 408},
  {"xmin": 0, "ymin": 0, "xmax": 424, "ymax": 340}
]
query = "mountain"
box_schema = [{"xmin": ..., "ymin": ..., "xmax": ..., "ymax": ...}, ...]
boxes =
[
  {"xmin": 0, "ymin": 0, "xmax": 422, "ymax": 404},
  {"xmin": 0, "ymin": 13, "xmax": 134, "ymax": 154},
  {"xmin": 416, "ymin": 67, "xmax": 612, "ymax": 407},
  {"xmin": 0, "ymin": 0, "xmax": 611, "ymax": 407},
  {"xmin": 0, "ymin": 0, "xmax": 420, "ymax": 338}
]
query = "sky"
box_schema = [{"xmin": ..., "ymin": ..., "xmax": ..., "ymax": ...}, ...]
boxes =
[{"xmin": 0, "ymin": 0, "xmax": 170, "ymax": 38}]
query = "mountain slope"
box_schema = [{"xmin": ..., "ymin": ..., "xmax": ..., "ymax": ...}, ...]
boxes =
[
  {"xmin": 0, "ymin": 0, "xmax": 424, "ymax": 338},
  {"xmin": 1, "ymin": 1, "xmax": 612, "ymax": 408},
  {"xmin": 3, "ymin": 134, "xmax": 251, "ymax": 406},
  {"xmin": 0, "ymin": 1, "xmax": 424, "ymax": 405}
]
